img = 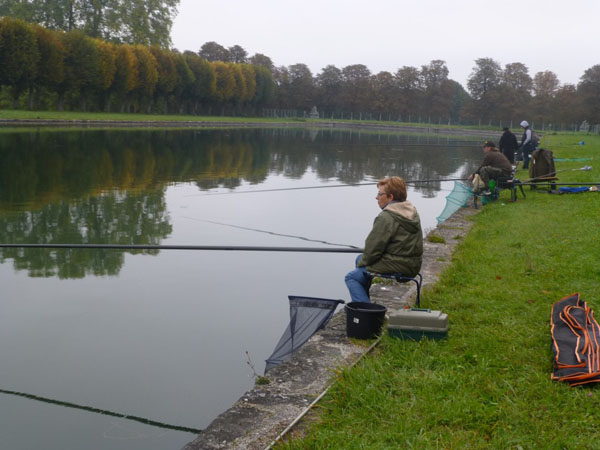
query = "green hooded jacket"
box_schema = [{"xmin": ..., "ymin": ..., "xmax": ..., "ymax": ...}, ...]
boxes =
[{"xmin": 358, "ymin": 200, "xmax": 423, "ymax": 276}]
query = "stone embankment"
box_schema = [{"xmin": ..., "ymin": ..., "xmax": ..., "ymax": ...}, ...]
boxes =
[{"xmin": 182, "ymin": 206, "xmax": 477, "ymax": 450}]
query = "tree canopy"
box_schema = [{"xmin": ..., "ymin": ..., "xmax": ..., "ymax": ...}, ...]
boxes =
[
  {"xmin": 2, "ymin": 27, "xmax": 600, "ymax": 126},
  {"xmin": 0, "ymin": 0, "xmax": 179, "ymax": 47}
]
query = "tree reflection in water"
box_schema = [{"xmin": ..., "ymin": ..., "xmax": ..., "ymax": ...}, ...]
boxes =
[{"xmin": 0, "ymin": 128, "xmax": 478, "ymax": 278}]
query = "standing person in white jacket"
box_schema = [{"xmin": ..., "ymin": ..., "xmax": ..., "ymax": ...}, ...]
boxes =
[{"xmin": 518, "ymin": 120, "xmax": 534, "ymax": 169}]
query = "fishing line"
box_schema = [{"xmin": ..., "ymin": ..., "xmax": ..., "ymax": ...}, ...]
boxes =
[
  {"xmin": 184, "ymin": 178, "xmax": 469, "ymax": 197},
  {"xmin": 0, "ymin": 388, "xmax": 201, "ymax": 434},
  {"xmin": 181, "ymin": 216, "xmax": 361, "ymax": 249}
]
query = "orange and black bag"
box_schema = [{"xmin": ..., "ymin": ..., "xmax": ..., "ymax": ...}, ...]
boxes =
[{"xmin": 551, "ymin": 293, "xmax": 600, "ymax": 386}]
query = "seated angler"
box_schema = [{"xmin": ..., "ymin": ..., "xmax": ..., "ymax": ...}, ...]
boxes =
[
  {"xmin": 468, "ymin": 140, "xmax": 513, "ymax": 193},
  {"xmin": 344, "ymin": 177, "xmax": 423, "ymax": 303}
]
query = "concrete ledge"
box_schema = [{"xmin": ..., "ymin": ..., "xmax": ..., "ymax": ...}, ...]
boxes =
[{"xmin": 182, "ymin": 206, "xmax": 477, "ymax": 450}]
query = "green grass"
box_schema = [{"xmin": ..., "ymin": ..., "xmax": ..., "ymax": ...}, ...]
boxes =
[
  {"xmin": 426, "ymin": 233, "xmax": 446, "ymax": 244},
  {"xmin": 0, "ymin": 109, "xmax": 298, "ymax": 122},
  {"xmin": 276, "ymin": 132, "xmax": 600, "ymax": 449},
  {"xmin": 0, "ymin": 109, "xmax": 546, "ymax": 134}
]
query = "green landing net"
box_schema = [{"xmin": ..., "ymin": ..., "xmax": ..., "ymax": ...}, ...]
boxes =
[{"xmin": 436, "ymin": 181, "xmax": 473, "ymax": 224}]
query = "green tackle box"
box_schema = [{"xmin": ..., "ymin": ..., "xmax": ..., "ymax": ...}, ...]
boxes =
[{"xmin": 387, "ymin": 308, "xmax": 448, "ymax": 341}]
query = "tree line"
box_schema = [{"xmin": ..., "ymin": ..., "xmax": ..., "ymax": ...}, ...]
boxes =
[
  {"xmin": 197, "ymin": 41, "xmax": 600, "ymax": 127},
  {"xmin": 0, "ymin": 17, "xmax": 276, "ymax": 114},
  {"xmin": 3, "ymin": 14, "xmax": 600, "ymax": 126}
]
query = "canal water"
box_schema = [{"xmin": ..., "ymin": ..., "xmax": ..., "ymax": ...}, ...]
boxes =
[{"xmin": 0, "ymin": 127, "xmax": 482, "ymax": 449}]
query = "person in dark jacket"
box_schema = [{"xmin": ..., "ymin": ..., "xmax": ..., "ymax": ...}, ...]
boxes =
[
  {"xmin": 468, "ymin": 141, "xmax": 513, "ymax": 191},
  {"xmin": 499, "ymin": 127, "xmax": 518, "ymax": 163},
  {"xmin": 345, "ymin": 176, "xmax": 423, "ymax": 303}
]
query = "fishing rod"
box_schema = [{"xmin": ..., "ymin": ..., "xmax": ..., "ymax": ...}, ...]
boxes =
[
  {"xmin": 185, "ymin": 177, "xmax": 469, "ymax": 197},
  {"xmin": 520, "ymin": 165, "xmax": 592, "ymax": 183},
  {"xmin": 0, "ymin": 388, "xmax": 201, "ymax": 434},
  {"xmin": 182, "ymin": 216, "xmax": 361, "ymax": 249},
  {"xmin": 519, "ymin": 182, "xmax": 600, "ymax": 187},
  {"xmin": 333, "ymin": 143, "xmax": 481, "ymax": 148},
  {"xmin": 0, "ymin": 243, "xmax": 363, "ymax": 252}
]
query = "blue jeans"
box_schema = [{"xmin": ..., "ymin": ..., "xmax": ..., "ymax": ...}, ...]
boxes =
[
  {"xmin": 521, "ymin": 143, "xmax": 533, "ymax": 169},
  {"xmin": 344, "ymin": 255, "xmax": 373, "ymax": 302}
]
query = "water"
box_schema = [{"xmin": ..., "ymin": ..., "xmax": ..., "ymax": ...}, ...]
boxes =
[{"xmin": 0, "ymin": 127, "xmax": 482, "ymax": 449}]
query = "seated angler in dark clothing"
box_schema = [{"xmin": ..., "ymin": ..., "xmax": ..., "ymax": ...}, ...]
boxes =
[{"xmin": 468, "ymin": 140, "xmax": 513, "ymax": 192}]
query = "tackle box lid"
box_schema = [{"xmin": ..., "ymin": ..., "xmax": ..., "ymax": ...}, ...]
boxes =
[{"xmin": 388, "ymin": 308, "xmax": 448, "ymax": 331}]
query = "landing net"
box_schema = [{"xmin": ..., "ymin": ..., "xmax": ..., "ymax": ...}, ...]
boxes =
[
  {"xmin": 436, "ymin": 181, "xmax": 473, "ymax": 224},
  {"xmin": 265, "ymin": 296, "xmax": 343, "ymax": 372}
]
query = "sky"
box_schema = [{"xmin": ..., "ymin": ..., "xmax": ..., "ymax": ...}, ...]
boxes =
[{"xmin": 171, "ymin": 0, "xmax": 600, "ymax": 90}]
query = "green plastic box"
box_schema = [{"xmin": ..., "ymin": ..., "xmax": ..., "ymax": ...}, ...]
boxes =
[{"xmin": 387, "ymin": 308, "xmax": 448, "ymax": 341}]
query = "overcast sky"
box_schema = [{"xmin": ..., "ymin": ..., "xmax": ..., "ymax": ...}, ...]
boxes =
[{"xmin": 171, "ymin": 0, "xmax": 600, "ymax": 89}]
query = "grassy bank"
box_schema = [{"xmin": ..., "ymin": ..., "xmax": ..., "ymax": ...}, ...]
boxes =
[
  {"xmin": 0, "ymin": 109, "xmax": 295, "ymax": 122},
  {"xmin": 277, "ymin": 134, "xmax": 600, "ymax": 448}
]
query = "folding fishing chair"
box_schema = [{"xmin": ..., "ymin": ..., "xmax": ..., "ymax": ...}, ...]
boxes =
[{"xmin": 473, "ymin": 164, "xmax": 526, "ymax": 208}]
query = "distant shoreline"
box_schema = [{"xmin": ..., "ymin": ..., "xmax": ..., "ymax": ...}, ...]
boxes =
[{"xmin": 0, "ymin": 118, "xmax": 500, "ymax": 137}]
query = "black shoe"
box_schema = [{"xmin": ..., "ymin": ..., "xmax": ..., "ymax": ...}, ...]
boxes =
[{"xmin": 478, "ymin": 190, "xmax": 492, "ymax": 196}]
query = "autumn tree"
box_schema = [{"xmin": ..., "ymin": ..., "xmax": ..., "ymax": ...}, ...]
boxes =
[
  {"xmin": 553, "ymin": 84, "xmax": 581, "ymax": 125},
  {"xmin": 315, "ymin": 65, "xmax": 343, "ymax": 113},
  {"xmin": 212, "ymin": 61, "xmax": 236, "ymax": 104},
  {"xmin": 340, "ymin": 64, "xmax": 372, "ymax": 114},
  {"xmin": 285, "ymin": 63, "xmax": 314, "ymax": 111},
  {"xmin": 252, "ymin": 65, "xmax": 275, "ymax": 109},
  {"xmin": 446, "ymin": 80, "xmax": 470, "ymax": 122},
  {"xmin": 110, "ymin": 44, "xmax": 138, "ymax": 112},
  {"xmin": 466, "ymin": 57, "xmax": 503, "ymax": 120},
  {"xmin": 228, "ymin": 62, "xmax": 247, "ymax": 106},
  {"xmin": 132, "ymin": 44, "xmax": 158, "ymax": 112},
  {"xmin": 149, "ymin": 46, "xmax": 177, "ymax": 112},
  {"xmin": 57, "ymin": 30, "xmax": 101, "ymax": 110},
  {"xmin": 228, "ymin": 45, "xmax": 248, "ymax": 64},
  {"xmin": 94, "ymin": 39, "xmax": 117, "ymax": 110},
  {"xmin": 240, "ymin": 64, "xmax": 256, "ymax": 103},
  {"xmin": 495, "ymin": 62, "xmax": 532, "ymax": 121},
  {"xmin": 0, "ymin": 17, "xmax": 40, "ymax": 107},
  {"xmin": 171, "ymin": 51, "xmax": 194, "ymax": 113},
  {"xmin": 184, "ymin": 51, "xmax": 216, "ymax": 113},
  {"xmin": 395, "ymin": 66, "xmax": 422, "ymax": 119},
  {"xmin": 30, "ymin": 24, "xmax": 64, "ymax": 109},
  {"xmin": 531, "ymin": 70, "xmax": 559, "ymax": 123},
  {"xmin": 420, "ymin": 60, "xmax": 454, "ymax": 119},
  {"xmin": 577, "ymin": 65, "xmax": 600, "ymax": 123},
  {"xmin": 199, "ymin": 41, "xmax": 230, "ymax": 62},
  {"xmin": 371, "ymin": 71, "xmax": 398, "ymax": 117},
  {"xmin": 249, "ymin": 53, "xmax": 274, "ymax": 72}
]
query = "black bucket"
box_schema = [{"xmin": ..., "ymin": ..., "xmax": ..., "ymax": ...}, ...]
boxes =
[{"xmin": 345, "ymin": 302, "xmax": 387, "ymax": 339}]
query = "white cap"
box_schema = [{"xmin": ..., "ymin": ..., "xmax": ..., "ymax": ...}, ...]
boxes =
[{"xmin": 520, "ymin": 120, "xmax": 529, "ymax": 127}]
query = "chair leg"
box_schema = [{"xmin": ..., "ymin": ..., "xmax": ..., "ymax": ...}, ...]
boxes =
[
  {"xmin": 395, "ymin": 274, "xmax": 422, "ymax": 308},
  {"xmin": 414, "ymin": 274, "xmax": 422, "ymax": 308}
]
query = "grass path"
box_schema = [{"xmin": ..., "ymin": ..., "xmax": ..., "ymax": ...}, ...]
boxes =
[{"xmin": 277, "ymin": 133, "xmax": 600, "ymax": 449}]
